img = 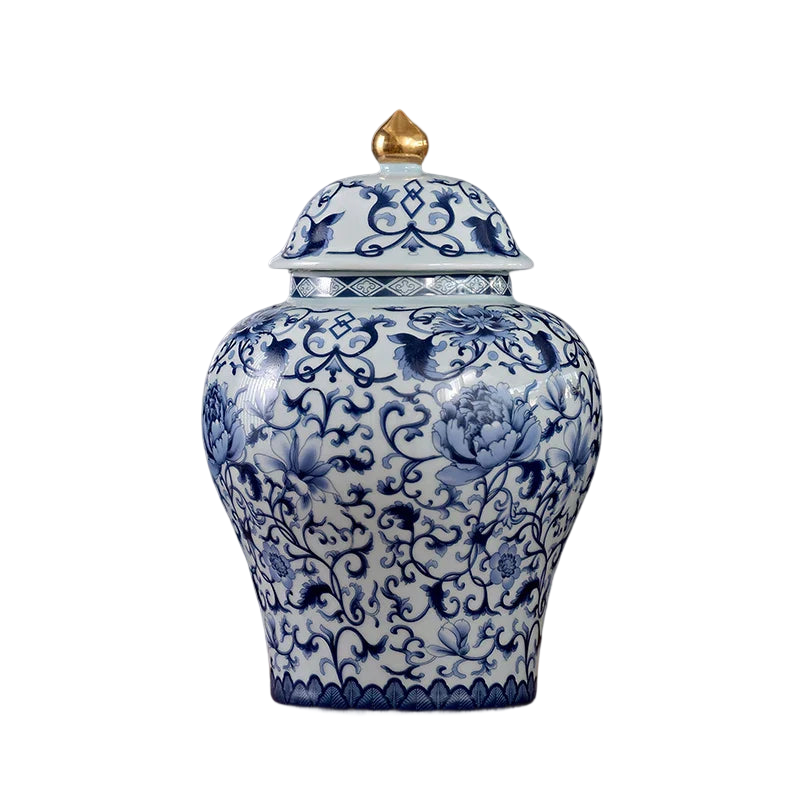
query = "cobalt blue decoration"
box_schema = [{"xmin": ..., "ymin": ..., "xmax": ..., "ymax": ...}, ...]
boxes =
[{"xmin": 203, "ymin": 112, "xmax": 602, "ymax": 710}]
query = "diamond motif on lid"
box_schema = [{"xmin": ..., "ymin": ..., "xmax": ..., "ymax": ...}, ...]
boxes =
[
  {"xmin": 349, "ymin": 277, "xmax": 382, "ymax": 296},
  {"xmin": 488, "ymin": 275, "xmax": 508, "ymax": 294},
  {"xmin": 330, "ymin": 312, "xmax": 356, "ymax": 339},
  {"xmin": 431, "ymin": 275, "xmax": 458, "ymax": 294},
  {"xmin": 386, "ymin": 276, "xmax": 423, "ymax": 296},
  {"xmin": 464, "ymin": 275, "xmax": 490, "ymax": 294},
  {"xmin": 400, "ymin": 179, "xmax": 424, "ymax": 218}
]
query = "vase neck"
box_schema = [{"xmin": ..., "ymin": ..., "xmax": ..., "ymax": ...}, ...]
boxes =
[{"xmin": 289, "ymin": 271, "xmax": 512, "ymax": 300}]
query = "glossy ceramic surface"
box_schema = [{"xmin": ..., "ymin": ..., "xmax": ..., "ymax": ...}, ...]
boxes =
[
  {"xmin": 203, "ymin": 113, "xmax": 601, "ymax": 709},
  {"xmin": 203, "ymin": 280, "xmax": 601, "ymax": 709},
  {"xmin": 270, "ymin": 167, "xmax": 533, "ymax": 273}
]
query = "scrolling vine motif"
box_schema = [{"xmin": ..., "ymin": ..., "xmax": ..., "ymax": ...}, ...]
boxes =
[
  {"xmin": 281, "ymin": 177, "xmax": 521, "ymax": 260},
  {"xmin": 204, "ymin": 300, "xmax": 601, "ymax": 707}
]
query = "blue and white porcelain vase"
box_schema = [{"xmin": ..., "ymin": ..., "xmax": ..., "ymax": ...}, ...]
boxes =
[{"xmin": 203, "ymin": 111, "xmax": 602, "ymax": 710}]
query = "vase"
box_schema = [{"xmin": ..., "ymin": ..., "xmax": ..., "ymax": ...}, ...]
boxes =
[{"xmin": 202, "ymin": 111, "xmax": 602, "ymax": 710}]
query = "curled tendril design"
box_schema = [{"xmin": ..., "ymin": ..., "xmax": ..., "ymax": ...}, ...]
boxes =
[
  {"xmin": 204, "ymin": 298, "xmax": 601, "ymax": 708},
  {"xmin": 280, "ymin": 177, "xmax": 521, "ymax": 261}
]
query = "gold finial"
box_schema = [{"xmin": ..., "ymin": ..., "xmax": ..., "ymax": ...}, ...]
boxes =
[{"xmin": 372, "ymin": 110, "xmax": 428, "ymax": 165}]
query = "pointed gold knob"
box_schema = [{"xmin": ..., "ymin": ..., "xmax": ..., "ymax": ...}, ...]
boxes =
[{"xmin": 372, "ymin": 110, "xmax": 428, "ymax": 165}]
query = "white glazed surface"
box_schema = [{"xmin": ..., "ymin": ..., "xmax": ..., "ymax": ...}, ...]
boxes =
[
  {"xmin": 202, "ymin": 279, "xmax": 601, "ymax": 709},
  {"xmin": 269, "ymin": 166, "xmax": 533, "ymax": 273}
]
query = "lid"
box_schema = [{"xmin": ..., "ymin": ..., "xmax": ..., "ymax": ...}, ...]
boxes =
[{"xmin": 269, "ymin": 111, "xmax": 533, "ymax": 273}]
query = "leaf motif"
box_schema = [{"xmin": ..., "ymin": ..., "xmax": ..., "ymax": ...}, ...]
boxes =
[
  {"xmin": 375, "ymin": 211, "xmax": 396, "ymax": 226},
  {"xmin": 428, "ymin": 211, "xmax": 449, "ymax": 226},
  {"xmin": 342, "ymin": 679, "xmax": 362, "ymax": 707},
  {"xmin": 530, "ymin": 331, "xmax": 560, "ymax": 371},
  {"xmin": 234, "ymin": 461, "xmax": 262, "ymax": 501},
  {"xmin": 297, "ymin": 581, "xmax": 331, "ymax": 610},
  {"xmin": 516, "ymin": 459, "xmax": 545, "ymax": 499},
  {"xmin": 384, "ymin": 680, "xmax": 406, "ymax": 708},
  {"xmin": 388, "ymin": 333, "xmax": 445, "ymax": 380},
  {"xmin": 382, "ymin": 502, "xmax": 420, "ymax": 532},
  {"xmin": 424, "ymin": 581, "xmax": 457, "ymax": 618},
  {"xmin": 429, "ymin": 680, "xmax": 449, "ymax": 708},
  {"xmin": 541, "ymin": 419, "xmax": 561, "ymax": 442},
  {"xmin": 507, "ymin": 577, "xmax": 541, "ymax": 609},
  {"xmin": 330, "ymin": 448, "xmax": 375, "ymax": 474}
]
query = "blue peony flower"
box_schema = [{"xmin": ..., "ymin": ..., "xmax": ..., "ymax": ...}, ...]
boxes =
[
  {"xmin": 203, "ymin": 381, "xmax": 245, "ymax": 477},
  {"xmin": 254, "ymin": 431, "xmax": 335, "ymax": 517},
  {"xmin": 433, "ymin": 382, "xmax": 542, "ymax": 486},
  {"xmin": 546, "ymin": 420, "xmax": 593, "ymax": 487},
  {"xmin": 428, "ymin": 620, "xmax": 471, "ymax": 657},
  {"xmin": 264, "ymin": 543, "xmax": 296, "ymax": 590},
  {"xmin": 489, "ymin": 542, "xmax": 522, "ymax": 590},
  {"xmin": 431, "ymin": 305, "xmax": 518, "ymax": 346}
]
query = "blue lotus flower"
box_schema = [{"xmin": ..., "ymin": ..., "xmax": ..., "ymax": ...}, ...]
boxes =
[
  {"xmin": 546, "ymin": 420, "xmax": 593, "ymax": 487},
  {"xmin": 203, "ymin": 381, "xmax": 245, "ymax": 477},
  {"xmin": 433, "ymin": 382, "xmax": 542, "ymax": 486},
  {"xmin": 247, "ymin": 383, "xmax": 279, "ymax": 424},
  {"xmin": 489, "ymin": 542, "xmax": 522, "ymax": 590},
  {"xmin": 254, "ymin": 431, "xmax": 335, "ymax": 517},
  {"xmin": 540, "ymin": 373, "xmax": 570, "ymax": 414},
  {"xmin": 428, "ymin": 620, "xmax": 471, "ymax": 657},
  {"xmin": 431, "ymin": 305, "xmax": 518, "ymax": 346},
  {"xmin": 264, "ymin": 543, "xmax": 295, "ymax": 590}
]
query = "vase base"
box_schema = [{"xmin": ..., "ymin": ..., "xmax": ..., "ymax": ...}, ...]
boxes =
[{"xmin": 270, "ymin": 671, "xmax": 536, "ymax": 711}]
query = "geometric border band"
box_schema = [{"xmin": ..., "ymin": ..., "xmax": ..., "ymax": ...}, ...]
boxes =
[{"xmin": 290, "ymin": 272, "xmax": 512, "ymax": 299}]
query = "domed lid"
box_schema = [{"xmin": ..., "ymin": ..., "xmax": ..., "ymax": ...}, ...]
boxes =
[{"xmin": 269, "ymin": 111, "xmax": 533, "ymax": 273}]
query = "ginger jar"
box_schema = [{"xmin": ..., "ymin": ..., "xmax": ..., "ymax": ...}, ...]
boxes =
[{"xmin": 202, "ymin": 111, "xmax": 602, "ymax": 710}]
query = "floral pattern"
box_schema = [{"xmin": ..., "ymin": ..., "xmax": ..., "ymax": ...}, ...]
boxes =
[
  {"xmin": 202, "ymin": 381, "xmax": 245, "ymax": 477},
  {"xmin": 429, "ymin": 621, "xmax": 472, "ymax": 657},
  {"xmin": 264, "ymin": 544, "xmax": 296, "ymax": 590},
  {"xmin": 279, "ymin": 177, "xmax": 522, "ymax": 261},
  {"xmin": 432, "ymin": 305, "xmax": 518, "ymax": 344},
  {"xmin": 204, "ymin": 284, "xmax": 601, "ymax": 709},
  {"xmin": 489, "ymin": 543, "xmax": 522, "ymax": 590},
  {"xmin": 254, "ymin": 431, "xmax": 335, "ymax": 518},
  {"xmin": 432, "ymin": 382, "xmax": 542, "ymax": 486}
]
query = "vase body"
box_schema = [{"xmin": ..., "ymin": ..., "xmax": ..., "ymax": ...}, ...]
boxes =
[{"xmin": 203, "ymin": 271, "xmax": 602, "ymax": 710}]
